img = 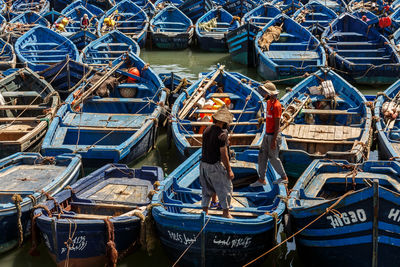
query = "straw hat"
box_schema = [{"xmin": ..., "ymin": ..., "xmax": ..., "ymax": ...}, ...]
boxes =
[
  {"xmin": 259, "ymin": 81, "xmax": 279, "ymax": 96},
  {"xmin": 212, "ymin": 106, "xmax": 233, "ymax": 124}
]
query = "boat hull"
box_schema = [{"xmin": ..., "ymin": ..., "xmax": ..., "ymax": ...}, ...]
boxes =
[
  {"xmin": 227, "ymin": 23, "xmax": 258, "ymax": 66},
  {"xmin": 154, "ymin": 219, "xmax": 275, "ymax": 267},
  {"xmin": 151, "ymin": 32, "xmax": 192, "ymax": 50},
  {"xmin": 42, "ymin": 116, "xmax": 158, "ymax": 168},
  {"xmin": 290, "ymin": 187, "xmax": 400, "ymax": 267},
  {"xmin": 0, "ymin": 154, "xmax": 81, "ymax": 253},
  {"xmin": 197, "ymin": 34, "xmax": 227, "ymax": 52},
  {"xmin": 37, "ymin": 216, "xmax": 141, "ymax": 266}
]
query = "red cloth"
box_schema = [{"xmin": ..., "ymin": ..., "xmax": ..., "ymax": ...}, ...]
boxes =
[
  {"xmin": 81, "ymin": 17, "xmax": 89, "ymax": 26},
  {"xmin": 265, "ymin": 98, "xmax": 282, "ymax": 134},
  {"xmin": 384, "ymin": 5, "xmax": 390, "ymax": 11},
  {"xmin": 379, "ymin": 16, "xmax": 392, "ymax": 28}
]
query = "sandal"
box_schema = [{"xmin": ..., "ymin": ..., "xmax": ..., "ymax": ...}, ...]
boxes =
[{"xmin": 210, "ymin": 201, "xmax": 219, "ymax": 208}]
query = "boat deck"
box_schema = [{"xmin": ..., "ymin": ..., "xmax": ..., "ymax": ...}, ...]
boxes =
[
  {"xmin": 283, "ymin": 124, "xmax": 361, "ymax": 141},
  {"xmin": 0, "ymin": 165, "xmax": 66, "ymax": 193}
]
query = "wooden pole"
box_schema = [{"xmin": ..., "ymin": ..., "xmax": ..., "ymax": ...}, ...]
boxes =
[
  {"xmin": 178, "ymin": 65, "xmax": 225, "ymax": 120},
  {"xmin": 372, "ymin": 179, "xmax": 379, "ymax": 267},
  {"xmin": 71, "ymin": 60, "xmax": 124, "ymax": 109},
  {"xmin": 201, "ymin": 211, "xmax": 206, "ymax": 267}
]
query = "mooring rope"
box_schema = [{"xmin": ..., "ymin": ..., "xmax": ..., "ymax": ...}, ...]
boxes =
[
  {"xmin": 242, "ymin": 190, "xmax": 354, "ymax": 267},
  {"xmin": 172, "ymin": 216, "xmax": 211, "ymax": 267}
]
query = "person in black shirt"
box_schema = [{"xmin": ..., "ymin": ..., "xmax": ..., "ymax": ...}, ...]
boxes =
[{"xmin": 200, "ymin": 106, "xmax": 234, "ymax": 218}]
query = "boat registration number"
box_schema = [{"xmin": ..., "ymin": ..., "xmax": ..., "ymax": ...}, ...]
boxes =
[{"xmin": 326, "ymin": 209, "xmax": 367, "ymax": 228}]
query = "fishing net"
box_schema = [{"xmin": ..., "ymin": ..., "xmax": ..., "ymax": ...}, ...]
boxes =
[
  {"xmin": 198, "ymin": 18, "xmax": 217, "ymax": 32},
  {"xmin": 258, "ymin": 25, "xmax": 283, "ymax": 51}
]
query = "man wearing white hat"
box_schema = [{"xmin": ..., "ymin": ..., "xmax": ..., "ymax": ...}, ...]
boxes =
[
  {"xmin": 255, "ymin": 82, "xmax": 288, "ymax": 188},
  {"xmin": 199, "ymin": 106, "xmax": 234, "ymax": 219}
]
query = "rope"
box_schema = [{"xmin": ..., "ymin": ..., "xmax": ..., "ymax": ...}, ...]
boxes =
[
  {"xmin": 64, "ymin": 219, "xmax": 77, "ymax": 267},
  {"xmin": 29, "ymin": 212, "xmax": 42, "ymax": 256},
  {"xmin": 104, "ymin": 218, "xmax": 118, "ymax": 267},
  {"xmin": 243, "ymin": 190, "xmax": 354, "ymax": 267},
  {"xmin": 172, "ymin": 216, "xmax": 211, "ymax": 267},
  {"xmin": 12, "ymin": 194, "xmax": 23, "ymax": 247},
  {"xmin": 263, "ymin": 73, "xmax": 309, "ymax": 83}
]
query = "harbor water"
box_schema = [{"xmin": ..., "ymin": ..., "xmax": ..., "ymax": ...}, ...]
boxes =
[{"xmin": 0, "ymin": 48, "xmax": 382, "ymax": 267}]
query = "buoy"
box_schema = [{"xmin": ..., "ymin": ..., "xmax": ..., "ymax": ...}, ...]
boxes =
[
  {"xmin": 61, "ymin": 17, "xmax": 69, "ymax": 26},
  {"xmin": 127, "ymin": 67, "xmax": 140, "ymax": 83},
  {"xmin": 56, "ymin": 23, "xmax": 65, "ymax": 31}
]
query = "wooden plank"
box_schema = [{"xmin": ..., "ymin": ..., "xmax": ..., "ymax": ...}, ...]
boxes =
[
  {"xmin": 301, "ymin": 109, "xmax": 358, "ymax": 115},
  {"xmin": 287, "ymin": 138, "xmax": 355, "ymax": 144},
  {"xmin": 179, "ymin": 121, "xmax": 258, "ymax": 126},
  {"xmin": 181, "ymin": 198, "xmax": 258, "ymax": 217},
  {"xmin": 0, "ymin": 105, "xmax": 47, "ymax": 110},
  {"xmin": 327, "ymin": 125, "xmax": 335, "ymax": 140},
  {"xmin": 194, "ymin": 109, "xmax": 255, "ymax": 114},
  {"xmin": 178, "ymin": 65, "xmax": 224, "ymax": 120},
  {"xmin": 335, "ymin": 126, "xmax": 343, "ymax": 140},
  {"xmin": 107, "ymin": 185, "xmax": 129, "ymax": 202},
  {"xmin": 0, "ymin": 117, "xmax": 40, "ymax": 122},
  {"xmin": 186, "ymin": 133, "xmax": 257, "ymax": 138}
]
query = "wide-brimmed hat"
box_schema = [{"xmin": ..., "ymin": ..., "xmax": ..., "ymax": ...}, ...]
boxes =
[
  {"xmin": 212, "ymin": 106, "xmax": 233, "ymax": 124},
  {"xmin": 259, "ymin": 81, "xmax": 279, "ymax": 96}
]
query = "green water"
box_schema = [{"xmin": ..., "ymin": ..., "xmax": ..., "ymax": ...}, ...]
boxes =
[{"xmin": 0, "ymin": 48, "xmax": 383, "ymax": 266}]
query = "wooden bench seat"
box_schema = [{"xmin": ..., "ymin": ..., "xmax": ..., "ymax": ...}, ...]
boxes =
[
  {"xmin": 283, "ymin": 124, "xmax": 361, "ymax": 141},
  {"xmin": 301, "ymin": 109, "xmax": 358, "ymax": 115}
]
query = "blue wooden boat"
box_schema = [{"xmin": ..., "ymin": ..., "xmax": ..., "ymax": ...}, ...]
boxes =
[
  {"xmin": 351, "ymin": 9, "xmax": 379, "ymax": 25},
  {"xmin": 279, "ymin": 68, "xmax": 372, "ymax": 178},
  {"xmin": 41, "ymin": 53, "xmax": 167, "ymax": 167},
  {"xmin": 322, "ymin": 13, "xmax": 400, "ymax": 85},
  {"xmin": 374, "ymin": 79, "xmax": 400, "ymax": 160},
  {"xmin": 15, "ymin": 25, "xmax": 79, "ymax": 72},
  {"xmin": 52, "ymin": 0, "xmax": 111, "ymax": 12},
  {"xmin": 227, "ymin": 23, "xmax": 261, "ymax": 67},
  {"xmin": 221, "ymin": 0, "xmax": 262, "ymax": 18},
  {"xmin": 0, "ymin": 37, "xmax": 16, "ymax": 70},
  {"xmin": 392, "ymin": 27, "xmax": 400, "ymax": 50},
  {"xmin": 349, "ymin": 0, "xmax": 394, "ymax": 15},
  {"xmin": 0, "ymin": 68, "xmax": 59, "ymax": 158},
  {"xmin": 80, "ymin": 30, "xmax": 140, "ymax": 68},
  {"xmin": 392, "ymin": 0, "xmax": 400, "ymax": 9},
  {"xmin": 171, "ymin": 66, "xmax": 266, "ymax": 157},
  {"xmin": 68, "ymin": 30, "xmax": 98, "ymax": 50},
  {"xmin": 150, "ymin": 5, "xmax": 194, "ymax": 50},
  {"xmin": 178, "ymin": 0, "xmax": 213, "ymax": 22},
  {"xmin": 111, "ymin": 0, "xmax": 156, "ymax": 17},
  {"xmin": 33, "ymin": 163, "xmax": 163, "ymax": 266},
  {"xmin": 255, "ymin": 14, "xmax": 326, "ymax": 83},
  {"xmin": 5, "ymin": 11, "xmax": 50, "ymax": 41},
  {"xmin": 391, "ymin": 8, "xmax": 400, "ymax": 30},
  {"xmin": 242, "ymin": 3, "xmax": 281, "ymax": 29},
  {"xmin": 0, "ymin": 152, "xmax": 81, "ymax": 253},
  {"xmin": 11, "ymin": 0, "xmax": 50, "ymax": 15},
  {"xmin": 300, "ymin": 0, "xmax": 347, "ymax": 12},
  {"xmin": 288, "ymin": 159, "xmax": 400, "ymax": 267},
  {"xmin": 155, "ymin": 0, "xmax": 184, "ymax": 10},
  {"xmin": 159, "ymin": 72, "xmax": 192, "ymax": 107},
  {"xmin": 38, "ymin": 58, "xmax": 95, "ymax": 101},
  {"xmin": 61, "ymin": 0, "xmax": 104, "ymax": 17},
  {"xmin": 152, "ymin": 148, "xmax": 286, "ymax": 267},
  {"xmin": 98, "ymin": 0, "xmax": 149, "ymax": 48},
  {"xmin": 227, "ymin": 4, "xmax": 281, "ymax": 67},
  {"xmin": 272, "ymin": 0, "xmax": 303, "ymax": 15},
  {"xmin": 196, "ymin": 7, "xmax": 240, "ymax": 52},
  {"xmin": 55, "ymin": 6, "xmax": 98, "ymax": 38},
  {"xmin": 42, "ymin": 9, "xmax": 63, "ymax": 24},
  {"xmin": 293, "ymin": 1, "xmax": 338, "ymax": 37}
]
